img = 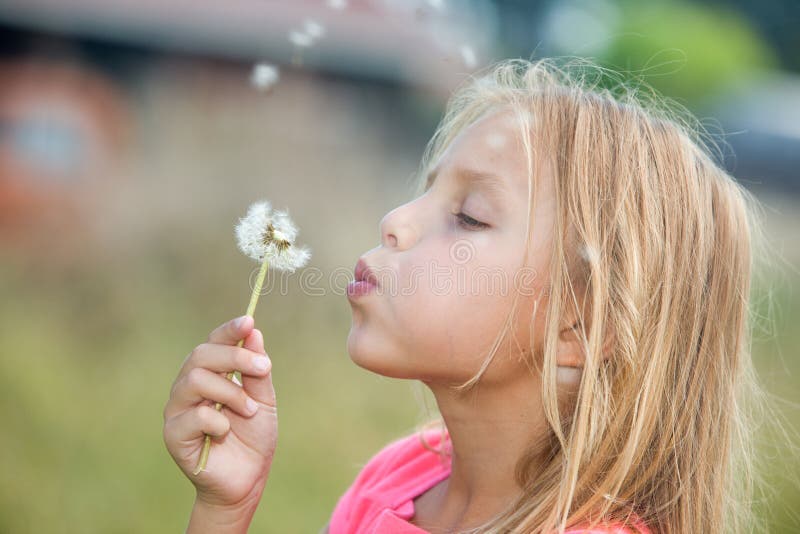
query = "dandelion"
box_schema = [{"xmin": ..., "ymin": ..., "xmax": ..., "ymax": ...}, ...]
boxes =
[
  {"xmin": 192, "ymin": 200, "xmax": 311, "ymax": 475},
  {"xmin": 250, "ymin": 62, "xmax": 280, "ymax": 92},
  {"xmin": 234, "ymin": 201, "xmax": 311, "ymax": 270}
]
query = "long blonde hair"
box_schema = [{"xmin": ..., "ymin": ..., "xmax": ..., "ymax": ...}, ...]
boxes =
[{"xmin": 409, "ymin": 57, "xmax": 778, "ymax": 533}]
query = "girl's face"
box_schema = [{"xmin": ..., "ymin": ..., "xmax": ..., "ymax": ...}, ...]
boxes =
[{"xmin": 346, "ymin": 109, "xmax": 556, "ymax": 386}]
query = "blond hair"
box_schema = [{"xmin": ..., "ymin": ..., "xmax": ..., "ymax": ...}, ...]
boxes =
[{"xmin": 409, "ymin": 57, "xmax": 779, "ymax": 533}]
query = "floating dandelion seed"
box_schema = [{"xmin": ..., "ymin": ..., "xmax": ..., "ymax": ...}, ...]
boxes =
[
  {"xmin": 289, "ymin": 30, "xmax": 314, "ymax": 48},
  {"xmin": 192, "ymin": 200, "xmax": 310, "ymax": 475},
  {"xmin": 460, "ymin": 44, "xmax": 477, "ymax": 69},
  {"xmin": 288, "ymin": 28, "xmax": 317, "ymax": 67},
  {"xmin": 327, "ymin": 0, "xmax": 347, "ymax": 10},
  {"xmin": 578, "ymin": 243, "xmax": 599, "ymax": 264},
  {"xmin": 250, "ymin": 62, "xmax": 280, "ymax": 92},
  {"xmin": 303, "ymin": 19, "xmax": 326, "ymax": 39},
  {"xmin": 485, "ymin": 132, "xmax": 506, "ymax": 149}
]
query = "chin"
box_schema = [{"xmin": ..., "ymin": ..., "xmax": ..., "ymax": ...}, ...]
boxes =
[{"xmin": 346, "ymin": 327, "xmax": 417, "ymax": 379}]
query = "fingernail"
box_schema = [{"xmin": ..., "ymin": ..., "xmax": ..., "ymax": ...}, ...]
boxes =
[
  {"xmin": 246, "ymin": 397, "xmax": 258, "ymax": 414},
  {"xmin": 253, "ymin": 356, "xmax": 270, "ymax": 372},
  {"xmin": 234, "ymin": 315, "xmax": 248, "ymax": 329}
]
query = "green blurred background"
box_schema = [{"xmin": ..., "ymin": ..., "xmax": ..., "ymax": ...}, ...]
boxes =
[{"xmin": 0, "ymin": 0, "xmax": 798, "ymax": 532}]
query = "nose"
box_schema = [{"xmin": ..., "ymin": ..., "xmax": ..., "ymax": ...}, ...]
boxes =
[{"xmin": 379, "ymin": 202, "xmax": 418, "ymax": 250}]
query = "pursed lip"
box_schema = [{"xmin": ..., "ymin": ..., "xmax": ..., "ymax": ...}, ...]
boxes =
[{"xmin": 353, "ymin": 257, "xmax": 380, "ymax": 288}]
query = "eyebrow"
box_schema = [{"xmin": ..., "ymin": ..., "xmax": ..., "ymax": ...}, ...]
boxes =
[{"xmin": 424, "ymin": 165, "xmax": 509, "ymax": 204}]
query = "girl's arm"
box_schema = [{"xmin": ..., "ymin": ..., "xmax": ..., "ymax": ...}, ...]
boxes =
[{"xmin": 187, "ymin": 498, "xmax": 259, "ymax": 534}]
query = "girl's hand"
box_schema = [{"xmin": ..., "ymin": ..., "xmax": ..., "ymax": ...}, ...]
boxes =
[{"xmin": 163, "ymin": 316, "xmax": 277, "ymax": 510}]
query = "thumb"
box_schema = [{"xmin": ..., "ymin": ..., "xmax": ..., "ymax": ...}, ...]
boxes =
[{"xmin": 241, "ymin": 328, "xmax": 276, "ymax": 408}]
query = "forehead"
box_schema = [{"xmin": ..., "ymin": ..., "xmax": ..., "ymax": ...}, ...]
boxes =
[{"xmin": 429, "ymin": 108, "xmax": 534, "ymax": 197}]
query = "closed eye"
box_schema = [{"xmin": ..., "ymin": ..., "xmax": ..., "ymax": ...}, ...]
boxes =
[{"xmin": 455, "ymin": 212, "xmax": 489, "ymax": 230}]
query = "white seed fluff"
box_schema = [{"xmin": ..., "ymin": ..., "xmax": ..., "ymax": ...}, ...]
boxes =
[
  {"xmin": 303, "ymin": 19, "xmax": 326, "ymax": 39},
  {"xmin": 250, "ymin": 63, "xmax": 280, "ymax": 91},
  {"xmin": 289, "ymin": 30, "xmax": 314, "ymax": 48},
  {"xmin": 460, "ymin": 45, "xmax": 477, "ymax": 69},
  {"xmin": 485, "ymin": 132, "xmax": 506, "ymax": 149},
  {"xmin": 578, "ymin": 243, "xmax": 599, "ymax": 264},
  {"xmin": 234, "ymin": 200, "xmax": 311, "ymax": 272}
]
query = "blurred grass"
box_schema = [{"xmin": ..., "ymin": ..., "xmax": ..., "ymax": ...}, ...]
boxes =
[
  {"xmin": 1, "ymin": 216, "xmax": 798, "ymax": 533},
  {"xmin": 0, "ymin": 240, "xmax": 431, "ymax": 533}
]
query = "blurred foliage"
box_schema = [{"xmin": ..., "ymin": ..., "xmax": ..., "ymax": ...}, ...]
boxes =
[
  {"xmin": 598, "ymin": 0, "xmax": 778, "ymax": 104},
  {"xmin": 697, "ymin": 0, "xmax": 800, "ymax": 73}
]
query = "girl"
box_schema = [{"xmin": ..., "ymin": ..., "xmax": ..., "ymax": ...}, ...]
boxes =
[{"xmin": 163, "ymin": 58, "xmax": 771, "ymax": 533}]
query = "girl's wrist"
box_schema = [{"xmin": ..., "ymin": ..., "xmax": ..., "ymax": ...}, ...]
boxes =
[{"xmin": 187, "ymin": 496, "xmax": 259, "ymax": 534}]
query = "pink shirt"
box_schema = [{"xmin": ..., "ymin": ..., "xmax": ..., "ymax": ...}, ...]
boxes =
[
  {"xmin": 329, "ymin": 429, "xmax": 650, "ymax": 533},
  {"xmin": 329, "ymin": 429, "xmax": 451, "ymax": 533}
]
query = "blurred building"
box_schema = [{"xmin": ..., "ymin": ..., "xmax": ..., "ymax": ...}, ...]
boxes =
[{"xmin": 0, "ymin": 0, "xmax": 798, "ymax": 260}]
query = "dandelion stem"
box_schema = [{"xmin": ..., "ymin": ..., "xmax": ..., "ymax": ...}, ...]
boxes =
[{"xmin": 192, "ymin": 257, "xmax": 270, "ymax": 476}]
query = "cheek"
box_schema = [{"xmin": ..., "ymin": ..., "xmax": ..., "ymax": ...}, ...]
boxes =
[
  {"xmin": 347, "ymin": 231, "xmax": 553, "ymax": 382},
  {"xmin": 390, "ymin": 239, "xmax": 519, "ymax": 370},
  {"xmin": 510, "ymin": 258, "xmax": 553, "ymax": 364}
]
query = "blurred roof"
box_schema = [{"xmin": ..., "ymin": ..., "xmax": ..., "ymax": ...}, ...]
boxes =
[{"xmin": 0, "ymin": 0, "xmax": 499, "ymax": 92}]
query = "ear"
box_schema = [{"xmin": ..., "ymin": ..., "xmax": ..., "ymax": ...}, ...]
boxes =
[{"xmin": 556, "ymin": 318, "xmax": 615, "ymax": 369}]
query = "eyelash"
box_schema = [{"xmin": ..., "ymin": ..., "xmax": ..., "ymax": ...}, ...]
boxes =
[{"xmin": 455, "ymin": 212, "xmax": 489, "ymax": 230}]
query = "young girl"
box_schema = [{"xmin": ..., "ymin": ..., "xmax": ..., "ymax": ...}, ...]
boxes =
[{"xmin": 163, "ymin": 58, "xmax": 770, "ymax": 533}]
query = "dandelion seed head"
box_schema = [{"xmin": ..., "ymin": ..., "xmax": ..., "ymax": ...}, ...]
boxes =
[
  {"xmin": 271, "ymin": 209, "xmax": 300, "ymax": 243},
  {"xmin": 235, "ymin": 200, "xmax": 311, "ymax": 271},
  {"xmin": 250, "ymin": 62, "xmax": 280, "ymax": 91},
  {"xmin": 289, "ymin": 30, "xmax": 314, "ymax": 48},
  {"xmin": 267, "ymin": 244, "xmax": 312, "ymax": 272}
]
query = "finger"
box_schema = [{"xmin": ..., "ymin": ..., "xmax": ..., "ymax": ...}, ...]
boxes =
[
  {"xmin": 207, "ymin": 315, "xmax": 254, "ymax": 345},
  {"xmin": 166, "ymin": 367, "xmax": 260, "ymax": 420},
  {"xmin": 176, "ymin": 342, "xmax": 271, "ymax": 382},
  {"xmin": 241, "ymin": 328, "xmax": 277, "ymax": 408},
  {"xmin": 166, "ymin": 405, "xmax": 231, "ymax": 443},
  {"xmin": 246, "ymin": 327, "xmax": 265, "ymax": 355}
]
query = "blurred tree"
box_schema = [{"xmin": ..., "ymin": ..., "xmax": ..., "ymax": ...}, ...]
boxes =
[
  {"xmin": 697, "ymin": 0, "xmax": 800, "ymax": 73},
  {"xmin": 498, "ymin": 0, "xmax": 778, "ymax": 107},
  {"xmin": 600, "ymin": 0, "xmax": 778, "ymax": 104}
]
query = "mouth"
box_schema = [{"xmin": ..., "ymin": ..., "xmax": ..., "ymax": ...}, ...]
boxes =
[{"xmin": 347, "ymin": 257, "xmax": 379, "ymax": 298}]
